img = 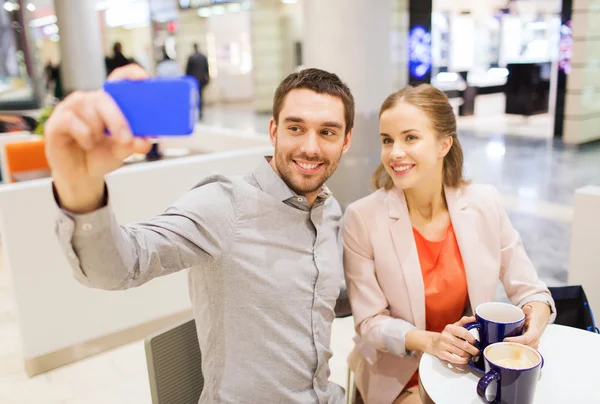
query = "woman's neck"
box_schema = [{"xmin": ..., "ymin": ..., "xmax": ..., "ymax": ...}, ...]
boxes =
[{"xmin": 403, "ymin": 180, "xmax": 446, "ymax": 222}]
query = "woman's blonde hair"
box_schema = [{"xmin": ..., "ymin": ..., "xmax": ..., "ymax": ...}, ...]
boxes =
[{"xmin": 372, "ymin": 84, "xmax": 468, "ymax": 190}]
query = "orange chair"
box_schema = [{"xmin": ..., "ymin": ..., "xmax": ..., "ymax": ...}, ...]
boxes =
[{"xmin": 3, "ymin": 138, "xmax": 50, "ymax": 183}]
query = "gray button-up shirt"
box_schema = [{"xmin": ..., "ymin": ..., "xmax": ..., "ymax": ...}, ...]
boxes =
[{"xmin": 55, "ymin": 157, "xmax": 346, "ymax": 404}]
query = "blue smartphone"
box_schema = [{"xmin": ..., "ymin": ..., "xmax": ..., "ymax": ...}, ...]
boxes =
[{"xmin": 103, "ymin": 76, "xmax": 199, "ymax": 137}]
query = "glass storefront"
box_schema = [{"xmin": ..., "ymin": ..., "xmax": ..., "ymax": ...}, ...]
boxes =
[
  {"xmin": 430, "ymin": 2, "xmax": 561, "ymax": 95},
  {"xmin": 0, "ymin": 1, "xmax": 40, "ymax": 110}
]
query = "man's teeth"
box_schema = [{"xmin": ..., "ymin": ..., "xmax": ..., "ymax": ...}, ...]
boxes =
[
  {"xmin": 392, "ymin": 165, "xmax": 412, "ymax": 172},
  {"xmin": 298, "ymin": 162, "xmax": 319, "ymax": 170}
]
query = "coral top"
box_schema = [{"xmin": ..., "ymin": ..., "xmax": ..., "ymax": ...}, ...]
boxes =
[{"xmin": 406, "ymin": 223, "xmax": 469, "ymax": 389}]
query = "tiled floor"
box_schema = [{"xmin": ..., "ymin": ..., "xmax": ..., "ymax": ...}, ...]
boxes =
[{"xmin": 1, "ymin": 101, "xmax": 599, "ymax": 403}]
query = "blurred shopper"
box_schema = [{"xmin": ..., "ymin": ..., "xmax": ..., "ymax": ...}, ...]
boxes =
[
  {"xmin": 185, "ymin": 43, "xmax": 210, "ymax": 119},
  {"xmin": 105, "ymin": 42, "xmax": 134, "ymax": 76},
  {"xmin": 0, "ymin": 114, "xmax": 35, "ymax": 133},
  {"xmin": 45, "ymin": 65, "xmax": 354, "ymax": 404},
  {"xmin": 343, "ymin": 84, "xmax": 556, "ymax": 404},
  {"xmin": 155, "ymin": 46, "xmax": 182, "ymax": 78},
  {"xmin": 44, "ymin": 60, "xmax": 64, "ymax": 101},
  {"xmin": 44, "ymin": 61, "xmax": 56, "ymax": 91}
]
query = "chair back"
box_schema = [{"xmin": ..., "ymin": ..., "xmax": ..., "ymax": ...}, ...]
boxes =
[
  {"xmin": 3, "ymin": 138, "xmax": 49, "ymax": 183},
  {"xmin": 145, "ymin": 319, "xmax": 204, "ymax": 404},
  {"xmin": 549, "ymin": 285, "xmax": 599, "ymax": 333}
]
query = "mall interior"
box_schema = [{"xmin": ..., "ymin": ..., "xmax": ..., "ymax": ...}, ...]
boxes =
[{"xmin": 0, "ymin": 0, "xmax": 600, "ymax": 403}]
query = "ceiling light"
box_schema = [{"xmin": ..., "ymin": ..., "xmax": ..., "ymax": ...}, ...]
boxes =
[
  {"xmin": 227, "ymin": 3, "xmax": 241, "ymax": 13},
  {"xmin": 197, "ymin": 8, "xmax": 211, "ymax": 17},
  {"xmin": 29, "ymin": 15, "xmax": 58, "ymax": 27},
  {"xmin": 212, "ymin": 5, "xmax": 225, "ymax": 16},
  {"xmin": 3, "ymin": 2, "xmax": 16, "ymax": 12}
]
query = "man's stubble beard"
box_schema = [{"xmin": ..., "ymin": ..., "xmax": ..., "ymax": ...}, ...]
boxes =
[{"xmin": 273, "ymin": 146, "xmax": 343, "ymax": 196}]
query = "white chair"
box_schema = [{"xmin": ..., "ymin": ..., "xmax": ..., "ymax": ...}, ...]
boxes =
[{"xmin": 0, "ymin": 132, "xmax": 38, "ymax": 183}]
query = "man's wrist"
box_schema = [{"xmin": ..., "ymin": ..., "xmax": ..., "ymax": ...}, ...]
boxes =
[{"xmin": 53, "ymin": 177, "xmax": 107, "ymax": 214}]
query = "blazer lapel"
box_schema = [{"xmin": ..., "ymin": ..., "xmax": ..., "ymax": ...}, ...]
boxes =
[
  {"xmin": 387, "ymin": 189, "xmax": 426, "ymax": 330},
  {"xmin": 445, "ymin": 187, "xmax": 489, "ymax": 310}
]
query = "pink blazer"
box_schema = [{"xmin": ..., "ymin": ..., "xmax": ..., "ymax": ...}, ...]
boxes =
[{"xmin": 342, "ymin": 184, "xmax": 555, "ymax": 404}]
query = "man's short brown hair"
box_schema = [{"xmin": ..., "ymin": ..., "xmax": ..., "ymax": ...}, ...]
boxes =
[{"xmin": 272, "ymin": 68, "xmax": 355, "ymax": 134}]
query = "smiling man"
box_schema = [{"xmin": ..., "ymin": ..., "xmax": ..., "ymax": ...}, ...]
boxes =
[
  {"xmin": 46, "ymin": 66, "xmax": 354, "ymax": 404},
  {"xmin": 269, "ymin": 75, "xmax": 353, "ymax": 205}
]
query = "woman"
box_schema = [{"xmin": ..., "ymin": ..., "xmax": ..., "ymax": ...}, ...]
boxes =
[{"xmin": 342, "ymin": 84, "xmax": 556, "ymax": 404}]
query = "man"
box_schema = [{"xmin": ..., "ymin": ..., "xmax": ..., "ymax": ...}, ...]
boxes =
[
  {"xmin": 45, "ymin": 65, "xmax": 354, "ymax": 403},
  {"xmin": 185, "ymin": 43, "xmax": 210, "ymax": 118},
  {"xmin": 156, "ymin": 45, "xmax": 183, "ymax": 78},
  {"xmin": 105, "ymin": 42, "xmax": 134, "ymax": 76}
]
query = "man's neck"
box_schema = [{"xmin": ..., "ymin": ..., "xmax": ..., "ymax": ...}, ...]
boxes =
[{"xmin": 268, "ymin": 157, "xmax": 320, "ymax": 207}]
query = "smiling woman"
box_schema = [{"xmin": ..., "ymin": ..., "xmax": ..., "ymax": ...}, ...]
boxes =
[
  {"xmin": 373, "ymin": 84, "xmax": 466, "ymax": 191},
  {"xmin": 342, "ymin": 84, "xmax": 555, "ymax": 404}
]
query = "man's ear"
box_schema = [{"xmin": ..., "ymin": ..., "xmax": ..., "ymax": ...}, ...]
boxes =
[
  {"xmin": 269, "ymin": 117, "xmax": 277, "ymax": 148},
  {"xmin": 342, "ymin": 128, "xmax": 353, "ymax": 155}
]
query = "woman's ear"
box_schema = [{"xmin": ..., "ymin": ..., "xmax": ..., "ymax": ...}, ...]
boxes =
[{"xmin": 439, "ymin": 135, "xmax": 453, "ymax": 158}]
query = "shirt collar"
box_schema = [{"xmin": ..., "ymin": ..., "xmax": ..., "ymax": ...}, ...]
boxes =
[
  {"xmin": 252, "ymin": 156, "xmax": 332, "ymax": 204},
  {"xmin": 317, "ymin": 184, "xmax": 332, "ymax": 202}
]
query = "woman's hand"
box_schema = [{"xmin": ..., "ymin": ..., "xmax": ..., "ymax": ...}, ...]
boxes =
[
  {"xmin": 426, "ymin": 316, "xmax": 479, "ymax": 364},
  {"xmin": 504, "ymin": 302, "xmax": 551, "ymax": 349}
]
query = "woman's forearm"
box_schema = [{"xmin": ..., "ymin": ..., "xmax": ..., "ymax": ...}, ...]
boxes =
[
  {"xmin": 525, "ymin": 301, "xmax": 551, "ymax": 332},
  {"xmin": 406, "ymin": 328, "xmax": 436, "ymax": 354}
]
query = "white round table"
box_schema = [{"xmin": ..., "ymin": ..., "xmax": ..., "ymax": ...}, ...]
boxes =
[{"xmin": 419, "ymin": 324, "xmax": 600, "ymax": 403}]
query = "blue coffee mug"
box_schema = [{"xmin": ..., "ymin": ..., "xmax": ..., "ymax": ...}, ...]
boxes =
[
  {"xmin": 477, "ymin": 342, "xmax": 543, "ymax": 404},
  {"xmin": 464, "ymin": 302, "xmax": 525, "ymax": 372}
]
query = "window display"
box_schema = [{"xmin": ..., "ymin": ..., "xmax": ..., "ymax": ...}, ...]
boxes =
[
  {"xmin": 558, "ymin": 20, "xmax": 572, "ymax": 75},
  {"xmin": 449, "ymin": 14, "xmax": 474, "ymax": 72},
  {"xmin": 0, "ymin": 3, "xmax": 37, "ymax": 110},
  {"xmin": 409, "ymin": 25, "xmax": 432, "ymax": 80},
  {"xmin": 431, "ymin": 11, "xmax": 449, "ymax": 72},
  {"xmin": 409, "ymin": 0, "xmax": 433, "ymax": 83},
  {"xmin": 431, "ymin": 2, "xmax": 560, "ymax": 96}
]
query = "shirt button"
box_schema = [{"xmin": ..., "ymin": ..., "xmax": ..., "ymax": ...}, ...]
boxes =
[
  {"xmin": 82, "ymin": 223, "xmax": 93, "ymax": 231},
  {"xmin": 297, "ymin": 197, "xmax": 304, "ymax": 202},
  {"xmin": 68, "ymin": 251, "xmax": 76, "ymax": 259}
]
